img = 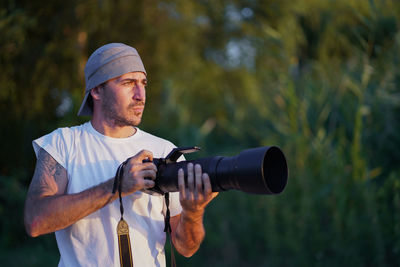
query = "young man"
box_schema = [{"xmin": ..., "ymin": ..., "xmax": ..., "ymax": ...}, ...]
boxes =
[{"xmin": 24, "ymin": 43, "xmax": 218, "ymax": 266}]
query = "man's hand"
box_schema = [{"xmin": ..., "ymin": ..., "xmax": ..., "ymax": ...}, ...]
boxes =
[
  {"xmin": 178, "ymin": 163, "xmax": 218, "ymax": 214},
  {"xmin": 121, "ymin": 150, "xmax": 157, "ymax": 195},
  {"xmin": 171, "ymin": 163, "xmax": 218, "ymax": 257}
]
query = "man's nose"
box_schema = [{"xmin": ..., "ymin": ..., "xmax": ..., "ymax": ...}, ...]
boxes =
[{"xmin": 133, "ymin": 85, "xmax": 145, "ymax": 101}]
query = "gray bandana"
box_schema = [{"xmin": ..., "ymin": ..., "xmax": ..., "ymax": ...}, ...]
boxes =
[{"xmin": 77, "ymin": 43, "xmax": 146, "ymax": 116}]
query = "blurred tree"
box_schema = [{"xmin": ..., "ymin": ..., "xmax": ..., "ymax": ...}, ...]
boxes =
[{"xmin": 1, "ymin": 0, "xmax": 400, "ymax": 266}]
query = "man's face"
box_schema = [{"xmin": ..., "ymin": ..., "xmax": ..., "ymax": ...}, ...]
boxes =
[{"xmin": 98, "ymin": 72, "xmax": 147, "ymax": 127}]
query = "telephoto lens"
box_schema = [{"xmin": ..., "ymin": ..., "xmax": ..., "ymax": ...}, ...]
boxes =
[{"xmin": 149, "ymin": 146, "xmax": 288, "ymax": 195}]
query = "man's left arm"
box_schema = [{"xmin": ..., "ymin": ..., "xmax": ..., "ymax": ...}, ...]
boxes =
[{"xmin": 170, "ymin": 163, "xmax": 218, "ymax": 257}]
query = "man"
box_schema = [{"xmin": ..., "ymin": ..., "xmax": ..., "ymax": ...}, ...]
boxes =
[{"xmin": 24, "ymin": 43, "xmax": 218, "ymax": 266}]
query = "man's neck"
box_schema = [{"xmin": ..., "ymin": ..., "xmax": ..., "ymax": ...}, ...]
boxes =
[{"xmin": 90, "ymin": 118, "xmax": 137, "ymax": 138}]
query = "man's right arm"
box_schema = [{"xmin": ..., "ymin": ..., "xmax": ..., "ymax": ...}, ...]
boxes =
[
  {"xmin": 24, "ymin": 148, "xmax": 157, "ymax": 237},
  {"xmin": 24, "ymin": 148, "xmax": 118, "ymax": 237}
]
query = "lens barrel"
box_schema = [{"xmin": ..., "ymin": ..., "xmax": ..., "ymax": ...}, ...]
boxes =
[{"xmin": 152, "ymin": 146, "xmax": 288, "ymax": 195}]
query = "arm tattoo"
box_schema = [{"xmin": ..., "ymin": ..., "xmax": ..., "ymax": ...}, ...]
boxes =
[{"xmin": 29, "ymin": 148, "xmax": 68, "ymax": 197}]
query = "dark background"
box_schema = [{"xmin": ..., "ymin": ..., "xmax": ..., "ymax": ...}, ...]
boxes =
[{"xmin": 1, "ymin": 0, "xmax": 400, "ymax": 266}]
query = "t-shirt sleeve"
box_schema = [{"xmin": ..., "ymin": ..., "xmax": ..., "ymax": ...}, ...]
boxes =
[{"xmin": 32, "ymin": 128, "xmax": 71, "ymax": 169}]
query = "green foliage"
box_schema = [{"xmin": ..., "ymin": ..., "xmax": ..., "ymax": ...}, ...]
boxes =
[{"xmin": 1, "ymin": 0, "xmax": 400, "ymax": 266}]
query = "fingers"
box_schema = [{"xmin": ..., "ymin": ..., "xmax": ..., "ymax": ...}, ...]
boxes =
[
  {"xmin": 129, "ymin": 149, "xmax": 154, "ymax": 164},
  {"xmin": 121, "ymin": 150, "xmax": 158, "ymax": 194},
  {"xmin": 126, "ymin": 150, "xmax": 157, "ymax": 176},
  {"xmin": 179, "ymin": 163, "xmax": 214, "ymax": 199},
  {"xmin": 178, "ymin": 163, "xmax": 217, "ymax": 213},
  {"xmin": 178, "ymin": 168, "xmax": 185, "ymax": 196},
  {"xmin": 178, "ymin": 163, "xmax": 197, "ymax": 199},
  {"xmin": 201, "ymin": 172, "xmax": 211, "ymax": 195},
  {"xmin": 187, "ymin": 163, "xmax": 194, "ymax": 194},
  {"xmin": 121, "ymin": 166, "xmax": 157, "ymax": 193},
  {"xmin": 143, "ymin": 179, "xmax": 155, "ymax": 189},
  {"xmin": 139, "ymin": 168, "xmax": 157, "ymax": 181},
  {"xmin": 194, "ymin": 164, "xmax": 203, "ymax": 198}
]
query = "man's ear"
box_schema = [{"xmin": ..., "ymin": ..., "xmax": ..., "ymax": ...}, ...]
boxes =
[{"xmin": 90, "ymin": 86, "xmax": 102, "ymax": 101}]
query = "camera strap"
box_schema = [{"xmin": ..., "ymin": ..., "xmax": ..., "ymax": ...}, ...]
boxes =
[
  {"xmin": 113, "ymin": 160, "xmax": 177, "ymax": 267},
  {"xmin": 164, "ymin": 192, "xmax": 176, "ymax": 267},
  {"xmin": 113, "ymin": 160, "xmax": 134, "ymax": 267}
]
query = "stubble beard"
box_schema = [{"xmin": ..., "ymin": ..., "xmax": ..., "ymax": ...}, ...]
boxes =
[{"xmin": 101, "ymin": 94, "xmax": 144, "ymax": 128}]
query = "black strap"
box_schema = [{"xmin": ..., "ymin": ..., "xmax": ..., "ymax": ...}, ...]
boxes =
[
  {"xmin": 114, "ymin": 159, "xmax": 177, "ymax": 267},
  {"xmin": 164, "ymin": 193, "xmax": 176, "ymax": 267},
  {"xmin": 114, "ymin": 160, "xmax": 133, "ymax": 267}
]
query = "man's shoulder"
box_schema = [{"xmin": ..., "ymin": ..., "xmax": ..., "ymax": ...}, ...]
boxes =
[
  {"xmin": 60, "ymin": 122, "xmax": 90, "ymax": 133},
  {"xmin": 136, "ymin": 129, "xmax": 177, "ymax": 157},
  {"xmin": 32, "ymin": 122, "xmax": 90, "ymax": 161},
  {"xmin": 136, "ymin": 128, "xmax": 174, "ymax": 145},
  {"xmin": 35, "ymin": 122, "xmax": 90, "ymax": 146},
  {"xmin": 48, "ymin": 122, "xmax": 90, "ymax": 138}
]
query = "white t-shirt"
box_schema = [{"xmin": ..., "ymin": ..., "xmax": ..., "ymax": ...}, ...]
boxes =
[{"xmin": 33, "ymin": 122, "xmax": 182, "ymax": 267}]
